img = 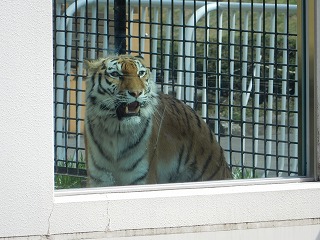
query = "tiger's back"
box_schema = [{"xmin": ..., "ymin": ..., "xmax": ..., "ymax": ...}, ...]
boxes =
[
  {"xmin": 148, "ymin": 93, "xmax": 232, "ymax": 183},
  {"xmin": 84, "ymin": 55, "xmax": 232, "ymax": 187}
]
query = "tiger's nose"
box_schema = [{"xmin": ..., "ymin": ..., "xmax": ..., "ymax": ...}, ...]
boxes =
[{"xmin": 128, "ymin": 90, "xmax": 143, "ymax": 98}]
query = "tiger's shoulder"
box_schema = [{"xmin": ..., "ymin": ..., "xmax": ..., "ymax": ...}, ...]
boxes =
[{"xmin": 154, "ymin": 93, "xmax": 213, "ymax": 139}]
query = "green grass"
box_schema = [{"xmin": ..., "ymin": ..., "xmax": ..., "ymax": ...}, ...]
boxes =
[
  {"xmin": 55, "ymin": 152, "xmax": 87, "ymax": 189},
  {"xmin": 232, "ymin": 167, "xmax": 254, "ymax": 179},
  {"xmin": 54, "ymin": 168, "xmax": 251, "ymax": 189},
  {"xmin": 55, "ymin": 174, "xmax": 87, "ymax": 189}
]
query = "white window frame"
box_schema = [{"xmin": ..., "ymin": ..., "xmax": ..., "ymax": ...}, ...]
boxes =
[{"xmin": 0, "ymin": 1, "xmax": 319, "ymax": 239}]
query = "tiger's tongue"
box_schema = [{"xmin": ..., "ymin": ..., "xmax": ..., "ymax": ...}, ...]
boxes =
[
  {"xmin": 116, "ymin": 101, "xmax": 140, "ymax": 120},
  {"xmin": 127, "ymin": 101, "xmax": 139, "ymax": 113}
]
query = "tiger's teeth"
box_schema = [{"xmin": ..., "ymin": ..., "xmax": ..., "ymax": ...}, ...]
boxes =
[{"xmin": 125, "ymin": 105, "xmax": 140, "ymax": 114}]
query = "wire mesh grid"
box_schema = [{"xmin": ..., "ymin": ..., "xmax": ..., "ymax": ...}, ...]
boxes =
[{"xmin": 53, "ymin": 0, "xmax": 301, "ymax": 184}]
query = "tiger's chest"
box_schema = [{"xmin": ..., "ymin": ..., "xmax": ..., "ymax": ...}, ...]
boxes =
[{"xmin": 87, "ymin": 117, "xmax": 152, "ymax": 186}]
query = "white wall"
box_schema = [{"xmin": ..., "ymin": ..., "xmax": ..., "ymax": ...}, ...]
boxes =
[
  {"xmin": 0, "ymin": 0, "xmax": 54, "ymax": 237},
  {"xmin": 0, "ymin": 1, "xmax": 319, "ymax": 239}
]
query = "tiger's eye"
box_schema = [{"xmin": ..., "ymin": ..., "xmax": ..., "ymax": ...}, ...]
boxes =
[
  {"xmin": 139, "ymin": 71, "xmax": 146, "ymax": 77},
  {"xmin": 109, "ymin": 71, "xmax": 120, "ymax": 78}
]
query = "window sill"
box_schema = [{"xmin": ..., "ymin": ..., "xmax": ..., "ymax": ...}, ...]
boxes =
[{"xmin": 50, "ymin": 179, "xmax": 320, "ymax": 237}]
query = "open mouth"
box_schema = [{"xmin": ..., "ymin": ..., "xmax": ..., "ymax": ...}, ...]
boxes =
[{"xmin": 116, "ymin": 101, "xmax": 141, "ymax": 120}]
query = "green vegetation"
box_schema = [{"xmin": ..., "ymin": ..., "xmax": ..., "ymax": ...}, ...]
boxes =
[
  {"xmin": 232, "ymin": 167, "xmax": 254, "ymax": 179},
  {"xmin": 55, "ymin": 152, "xmax": 87, "ymax": 189},
  {"xmin": 55, "ymin": 174, "xmax": 86, "ymax": 189}
]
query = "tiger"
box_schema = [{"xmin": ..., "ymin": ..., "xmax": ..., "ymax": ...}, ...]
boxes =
[{"xmin": 84, "ymin": 55, "xmax": 232, "ymax": 187}]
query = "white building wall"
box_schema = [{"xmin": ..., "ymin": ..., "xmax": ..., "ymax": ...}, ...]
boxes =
[{"xmin": 0, "ymin": 0, "xmax": 54, "ymax": 237}]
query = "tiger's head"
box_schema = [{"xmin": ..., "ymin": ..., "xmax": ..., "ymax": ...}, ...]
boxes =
[{"xmin": 85, "ymin": 55, "xmax": 158, "ymax": 124}]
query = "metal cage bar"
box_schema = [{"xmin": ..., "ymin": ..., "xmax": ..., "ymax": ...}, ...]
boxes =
[{"xmin": 53, "ymin": 0, "xmax": 301, "ymax": 182}]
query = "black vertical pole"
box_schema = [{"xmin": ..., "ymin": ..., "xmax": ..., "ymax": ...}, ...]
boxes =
[{"xmin": 114, "ymin": 0, "xmax": 127, "ymax": 54}]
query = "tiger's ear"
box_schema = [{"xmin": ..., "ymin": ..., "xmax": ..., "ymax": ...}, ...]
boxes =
[
  {"xmin": 134, "ymin": 55, "xmax": 144, "ymax": 60},
  {"xmin": 83, "ymin": 59, "xmax": 92, "ymax": 69},
  {"xmin": 84, "ymin": 59, "xmax": 104, "ymax": 75},
  {"xmin": 134, "ymin": 55, "xmax": 148, "ymax": 66}
]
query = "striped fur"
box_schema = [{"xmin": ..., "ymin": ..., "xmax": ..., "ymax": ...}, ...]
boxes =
[{"xmin": 84, "ymin": 55, "xmax": 232, "ymax": 187}]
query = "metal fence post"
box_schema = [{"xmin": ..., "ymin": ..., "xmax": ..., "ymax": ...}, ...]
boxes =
[{"xmin": 114, "ymin": 0, "xmax": 127, "ymax": 54}]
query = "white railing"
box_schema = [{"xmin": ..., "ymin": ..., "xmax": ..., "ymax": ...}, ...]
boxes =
[
  {"xmin": 181, "ymin": 2, "xmax": 298, "ymax": 177},
  {"xmin": 54, "ymin": 0, "xmax": 298, "ymax": 177}
]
